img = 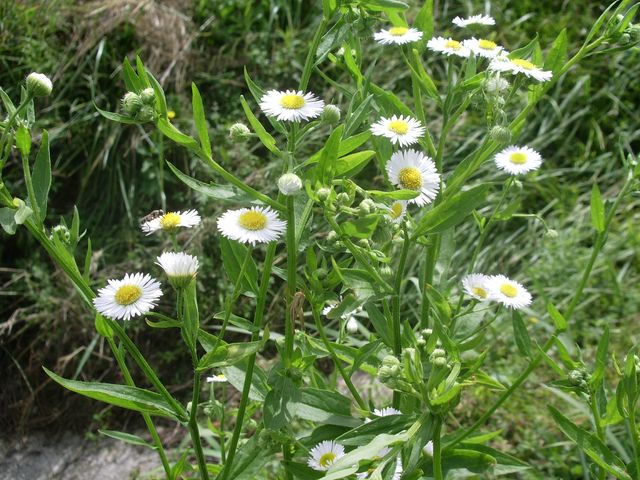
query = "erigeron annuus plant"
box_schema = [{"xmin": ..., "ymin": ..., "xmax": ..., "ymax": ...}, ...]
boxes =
[{"xmin": 1, "ymin": 1, "xmax": 640, "ymax": 479}]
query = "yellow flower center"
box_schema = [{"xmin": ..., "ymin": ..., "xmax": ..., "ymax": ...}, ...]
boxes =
[
  {"xmin": 388, "ymin": 27, "xmax": 408, "ymax": 36},
  {"xmin": 160, "ymin": 212, "xmax": 181, "ymax": 229},
  {"xmin": 478, "ymin": 39, "xmax": 497, "ymax": 50},
  {"xmin": 167, "ymin": 110, "xmax": 176, "ymax": 119},
  {"xmin": 445, "ymin": 40, "xmax": 462, "ymax": 50},
  {"xmin": 512, "ymin": 58, "xmax": 535, "ymax": 70},
  {"xmin": 389, "ymin": 202, "xmax": 403, "ymax": 219},
  {"xmin": 115, "ymin": 285, "xmax": 142, "ymax": 306},
  {"xmin": 500, "ymin": 284, "xmax": 518, "ymax": 298},
  {"xmin": 279, "ymin": 94, "xmax": 305, "ymax": 109},
  {"xmin": 472, "ymin": 287, "xmax": 488, "ymax": 298},
  {"xmin": 238, "ymin": 211, "xmax": 267, "ymax": 230},
  {"xmin": 398, "ymin": 167, "xmax": 422, "ymax": 190},
  {"xmin": 509, "ymin": 152, "xmax": 527, "ymax": 165},
  {"xmin": 319, "ymin": 452, "xmax": 336, "ymax": 468},
  {"xmin": 388, "ymin": 120, "xmax": 409, "ymax": 135}
]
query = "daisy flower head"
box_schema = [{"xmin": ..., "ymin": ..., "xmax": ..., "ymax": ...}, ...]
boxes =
[
  {"xmin": 462, "ymin": 274, "xmax": 492, "ymax": 301},
  {"xmin": 386, "ymin": 200, "xmax": 407, "ymax": 224},
  {"xmin": 206, "ymin": 373, "xmax": 228, "ymax": 383},
  {"xmin": 489, "ymin": 56, "xmax": 552, "ymax": 82},
  {"xmin": 141, "ymin": 209, "xmax": 201, "ymax": 236},
  {"xmin": 487, "ymin": 274, "xmax": 532, "ymax": 309},
  {"xmin": 452, "ymin": 14, "xmax": 496, "ymax": 28},
  {"xmin": 386, "ymin": 149, "xmax": 440, "ymax": 206},
  {"xmin": 308, "ymin": 440, "xmax": 345, "ymax": 471},
  {"xmin": 217, "ymin": 206, "xmax": 286, "ymax": 246},
  {"xmin": 93, "ymin": 273, "xmax": 162, "ymax": 321},
  {"xmin": 156, "ymin": 252, "xmax": 199, "ymax": 289},
  {"xmin": 427, "ymin": 37, "xmax": 471, "ymax": 58},
  {"xmin": 495, "ymin": 145, "xmax": 542, "ymax": 175},
  {"xmin": 373, "ymin": 407, "xmax": 401, "ymax": 417},
  {"xmin": 462, "ymin": 38, "xmax": 506, "ymax": 58},
  {"xmin": 374, "ymin": 26, "xmax": 423, "ymax": 45},
  {"xmin": 259, "ymin": 89, "xmax": 324, "ymax": 122},
  {"xmin": 371, "ymin": 115, "xmax": 425, "ymax": 147}
]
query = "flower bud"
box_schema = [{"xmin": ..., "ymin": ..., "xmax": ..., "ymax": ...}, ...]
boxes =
[
  {"xmin": 51, "ymin": 224, "xmax": 71, "ymax": 244},
  {"xmin": 140, "ymin": 88, "xmax": 155, "ymax": 105},
  {"xmin": 421, "ymin": 328, "xmax": 433, "ymax": 339},
  {"xmin": 336, "ymin": 192, "xmax": 351, "ymax": 205},
  {"xmin": 544, "ymin": 229, "xmax": 559, "ymax": 239},
  {"xmin": 278, "ymin": 173, "xmax": 303, "ymax": 196},
  {"xmin": 121, "ymin": 92, "xmax": 142, "ymax": 117},
  {"xmin": 489, "ymin": 125, "xmax": 511, "ymax": 144},
  {"xmin": 357, "ymin": 238, "xmax": 370, "ymax": 249},
  {"xmin": 321, "ymin": 105, "xmax": 341, "ymax": 125},
  {"xmin": 326, "ymin": 231, "xmax": 338, "ymax": 243},
  {"xmin": 568, "ymin": 369, "xmax": 583, "ymax": 386},
  {"xmin": 432, "ymin": 357, "xmax": 448, "ymax": 367},
  {"xmin": 346, "ymin": 316, "xmax": 358, "ymax": 333},
  {"xmin": 429, "ymin": 349, "xmax": 446, "ymax": 363},
  {"xmin": 380, "ymin": 265, "xmax": 393, "ymax": 279},
  {"xmin": 316, "ymin": 187, "xmax": 331, "ymax": 201},
  {"xmin": 26, "ymin": 73, "xmax": 53, "ymax": 97},
  {"xmin": 229, "ymin": 122, "xmax": 251, "ymax": 142},
  {"xmin": 136, "ymin": 104, "xmax": 155, "ymax": 123},
  {"xmin": 483, "ymin": 76, "xmax": 509, "ymax": 95}
]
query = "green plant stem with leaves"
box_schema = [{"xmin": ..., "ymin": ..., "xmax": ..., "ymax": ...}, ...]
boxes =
[
  {"xmin": 392, "ymin": 223, "xmax": 410, "ymax": 408},
  {"xmin": 432, "ymin": 415, "xmax": 444, "ymax": 480}
]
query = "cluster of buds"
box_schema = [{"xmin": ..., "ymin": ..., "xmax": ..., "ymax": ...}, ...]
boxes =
[
  {"xmin": 610, "ymin": 15, "xmax": 640, "ymax": 45},
  {"xmin": 229, "ymin": 122, "xmax": 251, "ymax": 142},
  {"xmin": 567, "ymin": 368, "xmax": 591, "ymax": 392},
  {"xmin": 378, "ymin": 355, "xmax": 401, "ymax": 383},
  {"xmin": 49, "ymin": 224, "xmax": 71, "ymax": 244},
  {"xmin": 121, "ymin": 88, "xmax": 156, "ymax": 123},
  {"xmin": 429, "ymin": 348, "xmax": 448, "ymax": 368},
  {"xmin": 416, "ymin": 328, "xmax": 433, "ymax": 347},
  {"xmin": 357, "ymin": 198, "xmax": 376, "ymax": 215}
]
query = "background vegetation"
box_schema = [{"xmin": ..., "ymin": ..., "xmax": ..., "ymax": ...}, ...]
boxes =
[{"xmin": 1, "ymin": 0, "xmax": 638, "ymax": 477}]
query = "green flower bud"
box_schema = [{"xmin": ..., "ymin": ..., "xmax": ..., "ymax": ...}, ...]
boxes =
[
  {"xmin": 326, "ymin": 230, "xmax": 339, "ymax": 243},
  {"xmin": 429, "ymin": 349, "xmax": 446, "ymax": 363},
  {"xmin": 544, "ymin": 229, "xmax": 559, "ymax": 239},
  {"xmin": 51, "ymin": 224, "xmax": 71, "ymax": 244},
  {"xmin": 140, "ymin": 88, "xmax": 155, "ymax": 105},
  {"xmin": 483, "ymin": 76, "xmax": 509, "ymax": 95},
  {"xmin": 336, "ymin": 192, "xmax": 351, "ymax": 205},
  {"xmin": 421, "ymin": 328, "xmax": 433, "ymax": 339},
  {"xmin": 357, "ymin": 238, "xmax": 370, "ymax": 249},
  {"xmin": 321, "ymin": 105, "xmax": 341, "ymax": 124},
  {"xmin": 135, "ymin": 104, "xmax": 155, "ymax": 123},
  {"xmin": 229, "ymin": 122, "xmax": 251, "ymax": 142},
  {"xmin": 316, "ymin": 187, "xmax": 331, "ymax": 202},
  {"xmin": 380, "ymin": 265, "xmax": 393, "ymax": 279},
  {"xmin": 489, "ymin": 125, "xmax": 512, "ymax": 144},
  {"xmin": 315, "ymin": 267, "xmax": 328, "ymax": 280},
  {"xmin": 432, "ymin": 357, "xmax": 448, "ymax": 368},
  {"xmin": 278, "ymin": 173, "xmax": 303, "ymax": 196},
  {"xmin": 121, "ymin": 92, "xmax": 142, "ymax": 117},
  {"xmin": 26, "ymin": 72, "xmax": 53, "ymax": 97},
  {"xmin": 568, "ymin": 369, "xmax": 584, "ymax": 386}
]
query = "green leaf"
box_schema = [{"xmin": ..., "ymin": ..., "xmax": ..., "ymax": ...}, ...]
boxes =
[
  {"xmin": 191, "ymin": 83, "xmax": 212, "ymax": 158},
  {"xmin": 548, "ymin": 406, "xmax": 631, "ymax": 479},
  {"xmin": 222, "ymin": 362, "xmax": 269, "ymax": 402},
  {"xmin": 156, "ymin": 118, "xmax": 199, "ymax": 150},
  {"xmin": 0, "ymin": 88, "xmax": 16, "ymax": 115},
  {"xmin": 334, "ymin": 151, "xmax": 375, "ymax": 178},
  {"xmin": 342, "ymin": 215, "xmax": 379, "ymax": 239},
  {"xmin": 32, "ymin": 130, "xmax": 51, "ymax": 222},
  {"xmin": 122, "ymin": 58, "xmax": 144, "ymax": 92},
  {"xmin": 147, "ymin": 71, "xmax": 168, "ymax": 117},
  {"xmin": 43, "ymin": 367, "xmax": 180, "ymax": 420},
  {"xmin": 422, "ymin": 449, "xmax": 497, "ymax": 475},
  {"xmin": 263, "ymin": 375, "xmax": 299, "ymax": 430},
  {"xmin": 512, "ymin": 311, "xmax": 533, "ymax": 359},
  {"xmin": 508, "ymin": 35, "xmax": 539, "ymax": 60},
  {"xmin": 135, "ymin": 56, "xmax": 150, "ymax": 88},
  {"xmin": 15, "ymin": 125, "xmax": 31, "ymax": 157},
  {"xmin": 95, "ymin": 105, "xmax": 138, "ymax": 124},
  {"xmin": 367, "ymin": 189, "xmax": 419, "ymax": 201},
  {"xmin": 166, "ymin": 162, "xmax": 250, "ymax": 202},
  {"xmin": 547, "ymin": 302, "xmax": 567, "ymax": 332},
  {"xmin": 413, "ymin": 184, "xmax": 489, "ymax": 237},
  {"xmin": 95, "ymin": 313, "xmax": 114, "ymax": 338},
  {"xmin": 329, "ymin": 432, "xmax": 407, "ymax": 473},
  {"xmin": 98, "ymin": 429, "xmax": 156, "ymax": 449},
  {"xmin": 591, "ymin": 326, "xmax": 609, "ymax": 387},
  {"xmin": 362, "ymin": 0, "xmax": 409, "ymax": 11},
  {"xmin": 0, "ymin": 208, "xmax": 17, "ymax": 235},
  {"xmin": 415, "ymin": 1, "xmax": 434, "ymax": 39},
  {"xmin": 544, "ymin": 29, "xmax": 568, "ymax": 75},
  {"xmin": 220, "ymin": 238, "xmax": 259, "ymax": 294},
  {"xmin": 197, "ymin": 341, "xmax": 262, "ymax": 370},
  {"xmin": 590, "ymin": 183, "xmax": 605, "ymax": 232},
  {"xmin": 240, "ymin": 95, "xmax": 280, "ymax": 154},
  {"xmin": 364, "ymin": 303, "xmax": 393, "ymax": 347},
  {"xmin": 14, "ymin": 200, "xmax": 33, "ymax": 225},
  {"xmin": 318, "ymin": 125, "xmax": 344, "ymax": 184},
  {"xmin": 297, "ymin": 388, "xmax": 360, "ymax": 427},
  {"xmin": 180, "ymin": 281, "xmax": 199, "ymax": 356}
]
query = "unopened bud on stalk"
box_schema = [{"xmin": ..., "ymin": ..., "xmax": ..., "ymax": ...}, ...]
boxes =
[
  {"xmin": 51, "ymin": 224, "xmax": 71, "ymax": 244},
  {"xmin": 336, "ymin": 192, "xmax": 351, "ymax": 205},
  {"xmin": 229, "ymin": 122, "xmax": 251, "ymax": 142},
  {"xmin": 489, "ymin": 125, "xmax": 511, "ymax": 144},
  {"xmin": 26, "ymin": 72, "xmax": 53, "ymax": 97},
  {"xmin": 136, "ymin": 104, "xmax": 156, "ymax": 123},
  {"xmin": 156, "ymin": 252, "xmax": 199, "ymax": 289},
  {"xmin": 346, "ymin": 316, "xmax": 358, "ymax": 333},
  {"xmin": 278, "ymin": 173, "xmax": 303, "ymax": 196},
  {"xmin": 544, "ymin": 229, "xmax": 559, "ymax": 239},
  {"xmin": 121, "ymin": 92, "xmax": 143, "ymax": 116},
  {"xmin": 321, "ymin": 105, "xmax": 341, "ymax": 124},
  {"xmin": 140, "ymin": 88, "xmax": 155, "ymax": 105},
  {"xmin": 483, "ymin": 76, "xmax": 509, "ymax": 95},
  {"xmin": 357, "ymin": 238, "xmax": 370, "ymax": 249},
  {"xmin": 358, "ymin": 198, "xmax": 375, "ymax": 215},
  {"xmin": 316, "ymin": 187, "xmax": 331, "ymax": 202},
  {"xmin": 326, "ymin": 231, "xmax": 338, "ymax": 243},
  {"xmin": 380, "ymin": 265, "xmax": 393, "ymax": 279},
  {"xmin": 429, "ymin": 348, "xmax": 446, "ymax": 363}
]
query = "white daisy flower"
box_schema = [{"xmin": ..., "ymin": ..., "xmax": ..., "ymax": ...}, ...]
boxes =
[
  {"xmin": 371, "ymin": 115, "xmax": 425, "ymax": 147},
  {"xmin": 141, "ymin": 210, "xmax": 201, "ymax": 236},
  {"xmin": 462, "ymin": 38, "xmax": 506, "ymax": 58},
  {"xmin": 93, "ymin": 273, "xmax": 162, "ymax": 321},
  {"xmin": 452, "ymin": 14, "xmax": 495, "ymax": 28},
  {"xmin": 322, "ymin": 302, "xmax": 338, "ymax": 316},
  {"xmin": 387, "ymin": 200, "xmax": 407, "ymax": 224},
  {"xmin": 217, "ymin": 206, "xmax": 286, "ymax": 245},
  {"xmin": 259, "ymin": 89, "xmax": 324, "ymax": 122},
  {"xmin": 206, "ymin": 373, "xmax": 228, "ymax": 383},
  {"xmin": 374, "ymin": 26, "xmax": 423, "ymax": 45},
  {"xmin": 426, "ymin": 37, "xmax": 471, "ymax": 58},
  {"xmin": 462, "ymin": 274, "xmax": 492, "ymax": 301},
  {"xmin": 487, "ymin": 274, "xmax": 532, "ymax": 309},
  {"xmin": 308, "ymin": 440, "xmax": 345, "ymax": 471},
  {"xmin": 386, "ymin": 149, "xmax": 440, "ymax": 206},
  {"xmin": 494, "ymin": 145, "xmax": 542, "ymax": 175},
  {"xmin": 488, "ymin": 57, "xmax": 552, "ymax": 82},
  {"xmin": 156, "ymin": 252, "xmax": 199, "ymax": 289},
  {"xmin": 373, "ymin": 407, "xmax": 402, "ymax": 417}
]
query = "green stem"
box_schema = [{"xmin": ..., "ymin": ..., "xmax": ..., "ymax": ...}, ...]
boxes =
[
  {"xmin": 21, "ymin": 152, "xmax": 41, "ymax": 224},
  {"xmin": 0, "ymin": 95, "xmax": 32, "ymax": 164},
  {"xmin": 392, "ymin": 224, "xmax": 410, "ymax": 408},
  {"xmin": 446, "ymin": 333, "xmax": 558, "ymax": 447},
  {"xmin": 107, "ymin": 336, "xmax": 173, "ymax": 479},
  {"xmin": 299, "ymin": 19, "xmax": 328, "ymax": 91},
  {"xmin": 432, "ymin": 416, "xmax": 444, "ymax": 480},
  {"xmin": 284, "ymin": 195, "xmax": 296, "ymax": 366},
  {"xmin": 628, "ymin": 408, "xmax": 640, "ymax": 467},
  {"xmin": 588, "ymin": 393, "xmax": 606, "ymax": 480},
  {"xmin": 220, "ymin": 242, "xmax": 278, "ymax": 480},
  {"xmin": 311, "ymin": 306, "xmax": 367, "ymax": 410},
  {"xmin": 188, "ymin": 367, "xmax": 210, "ymax": 480}
]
